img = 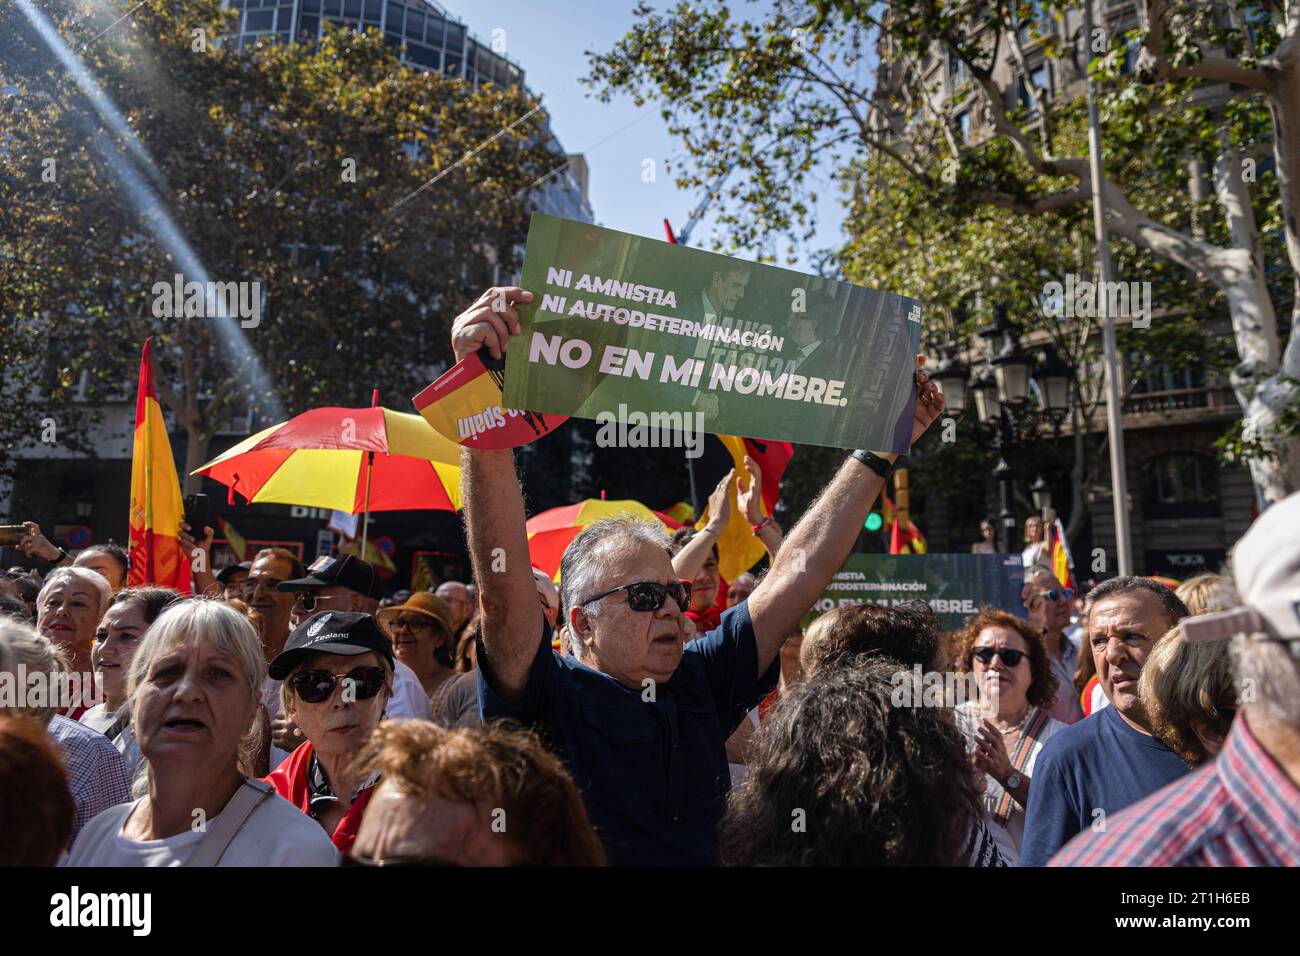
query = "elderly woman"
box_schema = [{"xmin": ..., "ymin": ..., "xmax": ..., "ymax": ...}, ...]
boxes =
[
  {"xmin": 377, "ymin": 592, "xmax": 456, "ymax": 706},
  {"xmin": 67, "ymin": 600, "xmax": 338, "ymax": 866},
  {"xmin": 80, "ymin": 587, "xmax": 183, "ymax": 781},
  {"xmin": 954, "ymin": 608, "xmax": 1067, "ymax": 865},
  {"xmin": 36, "ymin": 567, "xmax": 111, "ymax": 719},
  {"xmin": 1139, "ymin": 623, "xmax": 1236, "ymax": 767},
  {"xmin": 263, "ymin": 611, "xmax": 394, "ymax": 851}
]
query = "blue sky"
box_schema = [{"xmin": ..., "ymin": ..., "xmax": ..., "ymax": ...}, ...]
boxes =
[{"xmin": 448, "ymin": 0, "xmax": 856, "ymax": 272}]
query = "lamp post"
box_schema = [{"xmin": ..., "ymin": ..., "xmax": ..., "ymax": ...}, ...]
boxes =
[{"xmin": 939, "ymin": 306, "xmax": 1075, "ymax": 556}]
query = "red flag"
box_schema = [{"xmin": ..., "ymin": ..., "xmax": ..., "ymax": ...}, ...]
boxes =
[
  {"xmin": 127, "ymin": 339, "xmax": 191, "ymax": 593},
  {"xmin": 741, "ymin": 437, "xmax": 794, "ymax": 516}
]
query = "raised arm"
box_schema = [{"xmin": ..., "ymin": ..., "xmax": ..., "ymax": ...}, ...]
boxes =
[
  {"xmin": 735, "ymin": 454, "xmax": 783, "ymax": 561},
  {"xmin": 670, "ymin": 470, "xmax": 732, "ymax": 580},
  {"xmin": 746, "ymin": 360, "xmax": 944, "ymax": 676},
  {"xmin": 452, "ymin": 288, "xmax": 540, "ymax": 702}
]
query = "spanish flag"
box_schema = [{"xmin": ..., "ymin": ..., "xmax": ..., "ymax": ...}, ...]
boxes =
[
  {"xmin": 127, "ymin": 338, "xmax": 191, "ymax": 593},
  {"xmin": 1048, "ymin": 517, "xmax": 1075, "ymax": 589}
]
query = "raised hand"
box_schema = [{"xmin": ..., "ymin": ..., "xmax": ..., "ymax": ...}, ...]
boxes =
[
  {"xmin": 736, "ymin": 454, "xmax": 764, "ymax": 524},
  {"xmin": 450, "ymin": 287, "xmax": 534, "ymax": 363},
  {"xmin": 910, "ymin": 355, "xmax": 946, "ymax": 446},
  {"xmin": 704, "ymin": 469, "xmax": 734, "ymax": 533}
]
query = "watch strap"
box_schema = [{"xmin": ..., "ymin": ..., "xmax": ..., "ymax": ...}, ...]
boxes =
[{"xmin": 850, "ymin": 449, "xmax": 896, "ymax": 479}]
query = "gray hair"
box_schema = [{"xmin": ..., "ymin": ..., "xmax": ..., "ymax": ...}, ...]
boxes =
[
  {"xmin": 1231, "ymin": 635, "xmax": 1300, "ymax": 727},
  {"xmin": 559, "ymin": 517, "xmax": 672, "ymax": 659},
  {"xmin": 36, "ymin": 566, "xmax": 111, "ymax": 620},
  {"xmin": 0, "ymin": 619, "xmax": 68, "ymax": 725},
  {"xmin": 128, "ymin": 599, "xmax": 265, "ymax": 702},
  {"xmin": 127, "ymin": 600, "xmax": 266, "ymax": 775}
]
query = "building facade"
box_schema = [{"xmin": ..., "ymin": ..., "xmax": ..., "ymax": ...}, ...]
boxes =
[{"xmin": 871, "ymin": 1, "xmax": 1261, "ymax": 576}]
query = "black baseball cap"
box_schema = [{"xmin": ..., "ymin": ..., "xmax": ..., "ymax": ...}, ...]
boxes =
[
  {"xmin": 216, "ymin": 561, "xmax": 251, "ymax": 585},
  {"xmin": 277, "ymin": 554, "xmax": 384, "ymax": 600},
  {"xmin": 268, "ymin": 610, "xmax": 394, "ymax": 680}
]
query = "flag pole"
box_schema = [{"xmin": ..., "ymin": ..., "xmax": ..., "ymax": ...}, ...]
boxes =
[
  {"xmin": 1081, "ymin": 0, "xmax": 1134, "ymax": 575},
  {"xmin": 361, "ymin": 389, "xmax": 379, "ymax": 554}
]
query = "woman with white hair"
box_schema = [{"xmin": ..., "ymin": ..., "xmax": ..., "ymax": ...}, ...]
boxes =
[
  {"xmin": 36, "ymin": 567, "xmax": 111, "ymax": 720},
  {"xmin": 68, "ymin": 600, "xmax": 338, "ymax": 866}
]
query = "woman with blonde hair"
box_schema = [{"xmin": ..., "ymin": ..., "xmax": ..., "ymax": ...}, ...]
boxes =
[
  {"xmin": 68, "ymin": 600, "xmax": 337, "ymax": 866},
  {"xmin": 1138, "ymin": 623, "xmax": 1236, "ymax": 767}
]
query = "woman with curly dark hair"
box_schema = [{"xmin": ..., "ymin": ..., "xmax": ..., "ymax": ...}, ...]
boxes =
[
  {"xmin": 719, "ymin": 656, "xmax": 1005, "ymax": 866},
  {"xmin": 953, "ymin": 608, "xmax": 1066, "ymax": 864}
]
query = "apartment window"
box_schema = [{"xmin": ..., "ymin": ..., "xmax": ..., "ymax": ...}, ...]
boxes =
[
  {"xmin": 405, "ymin": 8, "xmax": 425, "ymax": 41},
  {"xmin": 955, "ymin": 110, "xmax": 970, "ymax": 142},
  {"xmin": 947, "ymin": 49, "xmax": 967, "ymax": 87},
  {"xmin": 1017, "ymin": 63, "xmax": 1051, "ymax": 111},
  {"xmin": 1141, "ymin": 453, "xmax": 1220, "ymax": 519},
  {"xmin": 245, "ymin": 9, "xmax": 275, "ymax": 31}
]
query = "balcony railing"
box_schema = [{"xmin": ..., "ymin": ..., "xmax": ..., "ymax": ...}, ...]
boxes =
[{"xmin": 1122, "ymin": 385, "xmax": 1235, "ymax": 416}]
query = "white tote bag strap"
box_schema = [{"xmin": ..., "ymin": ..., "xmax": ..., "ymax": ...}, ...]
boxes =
[{"xmin": 185, "ymin": 778, "xmax": 276, "ymax": 867}]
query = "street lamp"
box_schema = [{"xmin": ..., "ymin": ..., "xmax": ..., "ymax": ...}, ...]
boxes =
[
  {"xmin": 1036, "ymin": 346, "xmax": 1072, "ymax": 420},
  {"xmin": 934, "ymin": 350, "xmax": 970, "ymax": 416},
  {"xmin": 988, "ymin": 307, "xmax": 1034, "ymax": 405},
  {"xmin": 1030, "ymin": 474, "xmax": 1052, "ymax": 512},
  {"xmin": 970, "ymin": 367, "xmax": 1001, "ymax": 426}
]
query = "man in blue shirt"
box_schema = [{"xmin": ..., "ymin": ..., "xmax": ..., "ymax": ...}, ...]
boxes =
[
  {"xmin": 1020, "ymin": 577, "xmax": 1191, "ymax": 866},
  {"xmin": 450, "ymin": 286, "xmax": 945, "ymax": 865}
]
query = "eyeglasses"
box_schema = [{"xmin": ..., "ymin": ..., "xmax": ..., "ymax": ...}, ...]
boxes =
[
  {"xmin": 579, "ymin": 580, "xmax": 692, "ymax": 613},
  {"xmin": 241, "ymin": 577, "xmax": 285, "ymax": 597},
  {"xmin": 294, "ymin": 590, "xmax": 322, "ymax": 612},
  {"xmin": 387, "ymin": 616, "xmax": 432, "ymax": 632},
  {"xmin": 342, "ymin": 852, "xmax": 460, "ymax": 867},
  {"xmin": 972, "ymin": 647, "xmax": 1027, "ymax": 667},
  {"xmin": 289, "ymin": 666, "xmax": 386, "ymax": 704},
  {"xmin": 1040, "ymin": 588, "xmax": 1074, "ymax": 603}
]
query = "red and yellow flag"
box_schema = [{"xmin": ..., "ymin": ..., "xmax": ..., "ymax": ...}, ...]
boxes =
[
  {"xmin": 1049, "ymin": 518, "xmax": 1075, "ymax": 589},
  {"xmin": 127, "ymin": 338, "xmax": 191, "ymax": 593},
  {"xmin": 697, "ymin": 435, "xmax": 794, "ymax": 583}
]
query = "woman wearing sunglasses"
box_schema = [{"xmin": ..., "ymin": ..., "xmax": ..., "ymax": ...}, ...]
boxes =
[
  {"xmin": 262, "ymin": 611, "xmax": 395, "ymax": 852},
  {"xmin": 954, "ymin": 608, "xmax": 1066, "ymax": 865}
]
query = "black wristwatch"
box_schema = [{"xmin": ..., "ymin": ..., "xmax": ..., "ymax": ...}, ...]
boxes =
[
  {"xmin": 49, "ymin": 547, "xmax": 69, "ymax": 564},
  {"xmin": 850, "ymin": 449, "xmax": 896, "ymax": 479}
]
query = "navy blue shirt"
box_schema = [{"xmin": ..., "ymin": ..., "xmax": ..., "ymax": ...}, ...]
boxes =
[
  {"xmin": 1020, "ymin": 704, "xmax": 1190, "ymax": 866},
  {"xmin": 478, "ymin": 602, "xmax": 766, "ymax": 866}
]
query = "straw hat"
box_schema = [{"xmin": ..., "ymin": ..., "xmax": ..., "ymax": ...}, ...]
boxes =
[{"xmin": 376, "ymin": 591, "xmax": 455, "ymax": 645}]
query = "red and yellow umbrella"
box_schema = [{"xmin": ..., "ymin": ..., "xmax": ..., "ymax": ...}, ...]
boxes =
[
  {"xmin": 527, "ymin": 499, "xmax": 683, "ymax": 580},
  {"xmin": 193, "ymin": 405, "xmax": 463, "ymax": 519}
]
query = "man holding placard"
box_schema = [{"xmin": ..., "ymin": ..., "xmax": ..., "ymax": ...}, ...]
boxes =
[{"xmin": 449, "ymin": 277, "xmax": 944, "ymax": 865}]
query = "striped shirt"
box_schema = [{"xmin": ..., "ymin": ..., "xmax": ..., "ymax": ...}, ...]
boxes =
[{"xmin": 1050, "ymin": 713, "xmax": 1300, "ymax": 867}]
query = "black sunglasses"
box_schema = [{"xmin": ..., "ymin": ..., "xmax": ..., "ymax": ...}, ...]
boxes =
[
  {"xmin": 579, "ymin": 580, "xmax": 692, "ymax": 613},
  {"xmin": 342, "ymin": 853, "xmax": 460, "ymax": 867},
  {"xmin": 290, "ymin": 666, "xmax": 386, "ymax": 704},
  {"xmin": 972, "ymin": 647, "xmax": 1027, "ymax": 667},
  {"xmin": 1040, "ymin": 588, "xmax": 1074, "ymax": 603}
]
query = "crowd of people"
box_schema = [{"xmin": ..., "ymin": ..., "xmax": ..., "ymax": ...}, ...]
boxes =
[{"xmin": 1, "ymin": 284, "xmax": 1296, "ymax": 867}]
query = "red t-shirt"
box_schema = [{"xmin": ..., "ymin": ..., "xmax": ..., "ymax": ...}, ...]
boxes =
[{"xmin": 263, "ymin": 741, "xmax": 376, "ymax": 852}]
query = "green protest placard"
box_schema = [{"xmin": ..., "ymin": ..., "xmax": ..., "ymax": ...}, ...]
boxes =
[
  {"xmin": 806, "ymin": 554, "xmax": 1028, "ymax": 631},
  {"xmin": 502, "ymin": 214, "xmax": 923, "ymax": 452}
]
